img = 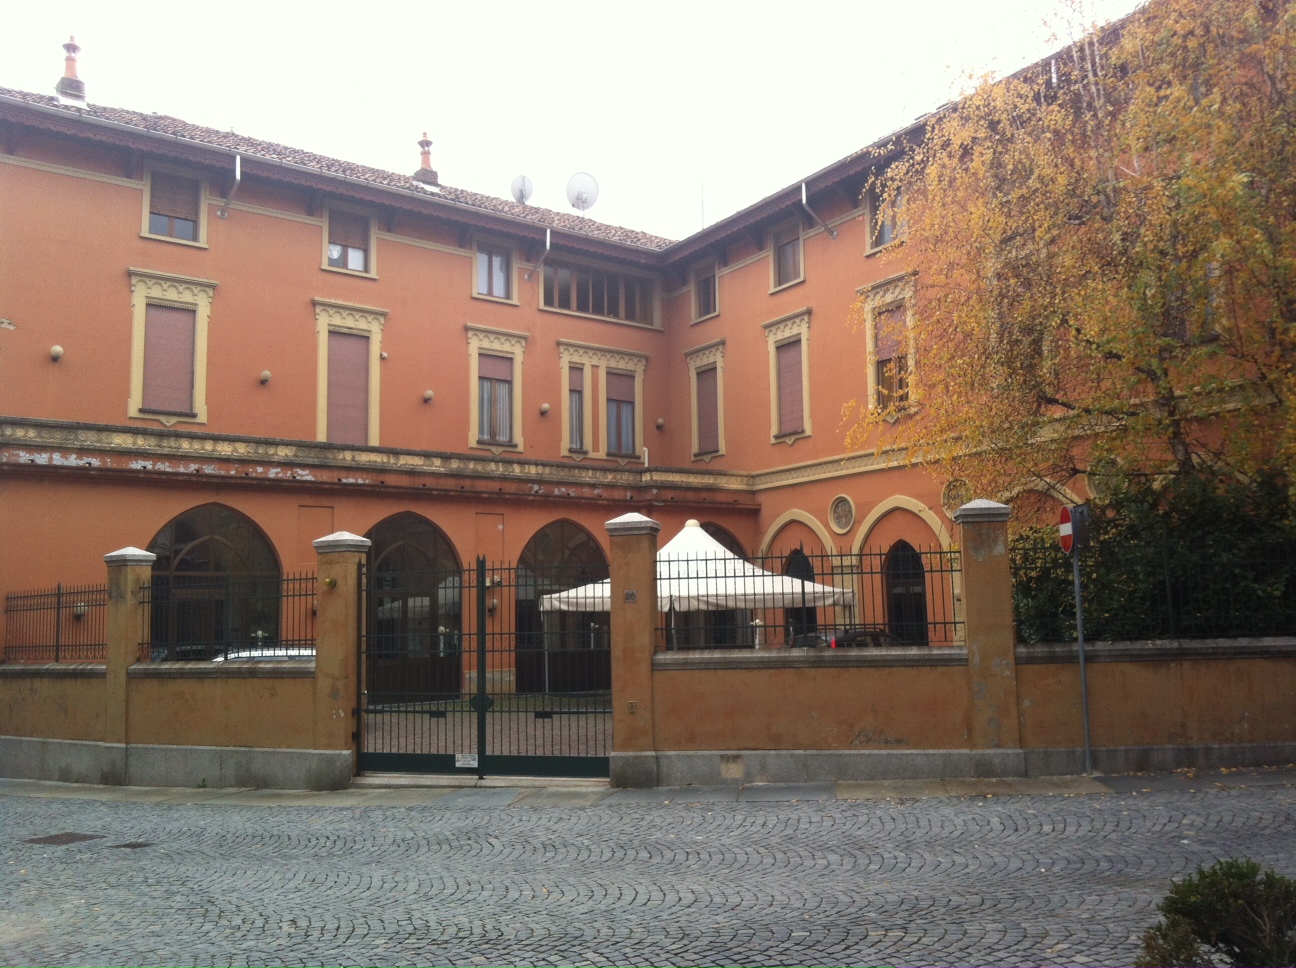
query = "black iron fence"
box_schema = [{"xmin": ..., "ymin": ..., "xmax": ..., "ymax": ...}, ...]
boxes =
[
  {"xmin": 1012, "ymin": 535, "xmax": 1296, "ymax": 642},
  {"xmin": 139, "ymin": 573, "xmax": 317, "ymax": 661},
  {"xmin": 652, "ymin": 547, "xmax": 963, "ymax": 650},
  {"xmin": 2, "ymin": 583, "xmax": 108, "ymax": 662}
]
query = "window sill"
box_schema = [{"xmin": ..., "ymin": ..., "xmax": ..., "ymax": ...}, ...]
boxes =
[
  {"xmin": 538, "ymin": 304, "xmax": 659, "ymax": 330},
  {"xmin": 772, "ymin": 429, "xmax": 809, "ymax": 446},
  {"xmin": 140, "ymin": 232, "xmax": 208, "ymax": 250},
  {"xmin": 321, "ymin": 264, "xmax": 378, "ymax": 281},
  {"xmin": 768, "ymin": 276, "xmax": 805, "ymax": 295},
  {"xmin": 866, "ymin": 238, "xmax": 905, "ymax": 257},
  {"xmin": 131, "ymin": 410, "xmax": 205, "ymax": 428},
  {"xmin": 692, "ymin": 450, "xmax": 722, "ymax": 463},
  {"xmin": 692, "ymin": 311, "xmax": 719, "ymax": 325},
  {"xmin": 472, "ymin": 291, "xmax": 519, "ymax": 306}
]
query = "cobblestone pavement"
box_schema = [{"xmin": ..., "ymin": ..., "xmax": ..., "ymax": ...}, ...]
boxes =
[{"xmin": 2, "ymin": 771, "xmax": 1294, "ymax": 967}]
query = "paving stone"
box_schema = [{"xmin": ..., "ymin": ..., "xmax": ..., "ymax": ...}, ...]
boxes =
[{"xmin": 1, "ymin": 777, "xmax": 1293, "ymax": 966}]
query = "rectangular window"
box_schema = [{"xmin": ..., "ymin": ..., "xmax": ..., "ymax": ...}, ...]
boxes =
[
  {"xmin": 478, "ymin": 353, "xmax": 514, "ymax": 444},
  {"xmin": 606, "ymin": 370, "xmax": 636, "ymax": 455},
  {"xmin": 148, "ymin": 173, "xmax": 201, "ymax": 242},
  {"xmin": 773, "ymin": 227, "xmax": 802, "ymax": 288},
  {"xmin": 776, "ymin": 339, "xmax": 804, "ymax": 436},
  {"xmin": 327, "ymin": 331, "xmax": 370, "ymax": 445},
  {"xmin": 696, "ymin": 365, "xmax": 719, "ymax": 455},
  {"xmin": 874, "ymin": 305, "xmax": 910, "ymax": 409},
  {"xmin": 568, "ymin": 365, "xmax": 585, "ymax": 451},
  {"xmin": 328, "ymin": 210, "xmax": 370, "ymax": 272},
  {"xmin": 695, "ymin": 267, "xmax": 717, "ymax": 320},
  {"xmin": 869, "ymin": 181, "xmax": 905, "ymax": 250},
  {"xmin": 476, "ymin": 245, "xmax": 511, "ymax": 299},
  {"xmin": 140, "ymin": 304, "xmax": 196, "ymax": 414},
  {"xmin": 543, "ymin": 263, "xmax": 652, "ymax": 324}
]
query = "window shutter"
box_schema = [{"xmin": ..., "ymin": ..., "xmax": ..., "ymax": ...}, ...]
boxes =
[
  {"xmin": 568, "ymin": 365, "xmax": 584, "ymax": 392},
  {"xmin": 327, "ymin": 331, "xmax": 369, "ymax": 445},
  {"xmin": 478, "ymin": 354, "xmax": 513, "ymax": 380},
  {"xmin": 875, "ymin": 305, "xmax": 905, "ymax": 359},
  {"xmin": 150, "ymin": 173, "xmax": 200, "ymax": 220},
  {"xmin": 607, "ymin": 371, "xmax": 635, "ymax": 402},
  {"xmin": 696, "ymin": 366, "xmax": 719, "ymax": 454},
  {"xmin": 776, "ymin": 339, "xmax": 803, "ymax": 435},
  {"xmin": 329, "ymin": 210, "xmax": 369, "ymax": 249},
  {"xmin": 141, "ymin": 305, "xmax": 196, "ymax": 413}
]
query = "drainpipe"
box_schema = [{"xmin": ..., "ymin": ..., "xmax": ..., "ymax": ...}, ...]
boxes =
[
  {"xmin": 525, "ymin": 227, "xmax": 551, "ymax": 281},
  {"xmin": 800, "ymin": 183, "xmax": 836, "ymax": 239},
  {"xmin": 216, "ymin": 154, "xmax": 241, "ymax": 219}
]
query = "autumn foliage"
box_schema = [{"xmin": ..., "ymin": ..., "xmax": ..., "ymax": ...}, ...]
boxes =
[{"xmin": 848, "ymin": 0, "xmax": 1296, "ymax": 500}]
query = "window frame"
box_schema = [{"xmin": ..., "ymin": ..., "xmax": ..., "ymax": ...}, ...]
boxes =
[
  {"xmin": 685, "ymin": 339, "xmax": 726, "ymax": 460},
  {"xmin": 541, "ymin": 259, "xmax": 659, "ymax": 328},
  {"xmin": 477, "ymin": 353, "xmax": 516, "ymax": 446},
  {"xmin": 763, "ymin": 310, "xmax": 812, "ymax": 444},
  {"xmin": 127, "ymin": 269, "xmax": 216, "ymax": 426},
  {"xmin": 866, "ymin": 174, "xmax": 906, "ymax": 253},
  {"xmin": 141, "ymin": 168, "xmax": 208, "ymax": 248},
  {"xmin": 859, "ymin": 274, "xmax": 916, "ymax": 418},
  {"xmin": 769, "ymin": 222, "xmax": 805, "ymax": 292},
  {"xmin": 322, "ymin": 207, "xmax": 376, "ymax": 278},
  {"xmin": 473, "ymin": 240, "xmax": 517, "ymax": 304},
  {"xmin": 314, "ymin": 298, "xmax": 387, "ymax": 447},
  {"xmin": 558, "ymin": 340, "xmax": 648, "ymax": 461},
  {"xmin": 467, "ymin": 326, "xmax": 528, "ymax": 454},
  {"xmin": 693, "ymin": 262, "xmax": 719, "ymax": 322}
]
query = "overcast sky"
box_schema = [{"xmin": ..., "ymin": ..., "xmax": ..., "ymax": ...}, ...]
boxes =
[{"xmin": 2, "ymin": 0, "xmax": 1139, "ymax": 241}]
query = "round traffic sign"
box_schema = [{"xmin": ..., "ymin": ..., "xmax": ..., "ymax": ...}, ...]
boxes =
[{"xmin": 1059, "ymin": 506, "xmax": 1074, "ymax": 553}]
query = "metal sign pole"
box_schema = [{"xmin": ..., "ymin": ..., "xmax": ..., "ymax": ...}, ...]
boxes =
[{"xmin": 1072, "ymin": 547, "xmax": 1094, "ymax": 775}]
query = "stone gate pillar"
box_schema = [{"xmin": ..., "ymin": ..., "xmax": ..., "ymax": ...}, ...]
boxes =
[
  {"xmin": 104, "ymin": 546, "xmax": 155, "ymax": 752},
  {"xmin": 953, "ymin": 500, "xmax": 1024, "ymax": 774},
  {"xmin": 312, "ymin": 531, "xmax": 370, "ymax": 772},
  {"xmin": 606, "ymin": 512, "xmax": 660, "ymax": 788}
]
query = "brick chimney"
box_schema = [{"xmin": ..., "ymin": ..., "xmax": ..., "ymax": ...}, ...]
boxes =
[
  {"xmin": 54, "ymin": 36, "xmax": 87, "ymax": 109},
  {"xmin": 413, "ymin": 132, "xmax": 439, "ymax": 186}
]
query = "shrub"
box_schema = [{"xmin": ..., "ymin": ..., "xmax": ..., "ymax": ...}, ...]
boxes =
[{"xmin": 1134, "ymin": 859, "xmax": 1296, "ymax": 967}]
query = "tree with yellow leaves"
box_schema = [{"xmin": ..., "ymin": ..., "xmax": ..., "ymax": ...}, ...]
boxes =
[{"xmin": 848, "ymin": 0, "xmax": 1296, "ymax": 501}]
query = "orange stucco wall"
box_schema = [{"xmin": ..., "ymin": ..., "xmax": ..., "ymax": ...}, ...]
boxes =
[
  {"xmin": 0, "ymin": 672, "xmax": 106, "ymax": 741},
  {"xmin": 126, "ymin": 674, "xmax": 317, "ymax": 749},
  {"xmin": 651, "ymin": 665, "xmax": 971, "ymax": 751},
  {"xmin": 1018, "ymin": 658, "xmax": 1296, "ymax": 749}
]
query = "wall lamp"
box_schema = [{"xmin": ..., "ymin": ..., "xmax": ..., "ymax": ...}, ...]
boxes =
[
  {"xmin": 259, "ymin": 370, "xmax": 272, "ymax": 385},
  {"xmin": 72, "ymin": 602, "xmax": 87, "ymax": 620},
  {"xmin": 423, "ymin": 389, "xmax": 435, "ymax": 403},
  {"xmin": 656, "ymin": 418, "xmax": 665, "ymax": 430},
  {"xmin": 50, "ymin": 344, "xmax": 64, "ymax": 362},
  {"xmin": 539, "ymin": 402, "xmax": 550, "ymax": 415}
]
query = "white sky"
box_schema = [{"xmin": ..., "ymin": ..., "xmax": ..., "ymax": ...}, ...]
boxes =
[{"xmin": 2, "ymin": 0, "xmax": 1139, "ymax": 241}]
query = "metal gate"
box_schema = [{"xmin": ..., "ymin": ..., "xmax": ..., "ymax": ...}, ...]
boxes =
[{"xmin": 357, "ymin": 557, "xmax": 610, "ymax": 778}]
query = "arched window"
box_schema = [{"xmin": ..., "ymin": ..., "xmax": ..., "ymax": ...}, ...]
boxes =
[
  {"xmin": 885, "ymin": 540, "xmax": 928, "ymax": 644},
  {"xmin": 517, "ymin": 521, "xmax": 609, "ymax": 693},
  {"xmin": 366, "ymin": 513, "xmax": 462, "ymax": 700},
  {"xmin": 147, "ymin": 504, "xmax": 280, "ymax": 660},
  {"xmin": 783, "ymin": 547, "xmax": 820, "ymax": 645}
]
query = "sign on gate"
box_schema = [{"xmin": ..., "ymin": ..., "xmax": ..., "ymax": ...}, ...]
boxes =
[{"xmin": 1059, "ymin": 506, "xmax": 1074, "ymax": 553}]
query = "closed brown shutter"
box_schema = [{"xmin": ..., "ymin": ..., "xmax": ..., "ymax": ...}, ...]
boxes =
[
  {"xmin": 141, "ymin": 304, "xmax": 196, "ymax": 414},
  {"xmin": 329, "ymin": 210, "xmax": 369, "ymax": 249},
  {"xmin": 327, "ymin": 331, "xmax": 369, "ymax": 446},
  {"xmin": 696, "ymin": 366, "xmax": 719, "ymax": 454},
  {"xmin": 776, "ymin": 339, "xmax": 803, "ymax": 435},
  {"xmin": 478, "ymin": 354, "xmax": 513, "ymax": 380},
  {"xmin": 606, "ymin": 371, "xmax": 635, "ymax": 402},
  {"xmin": 150, "ymin": 173, "xmax": 200, "ymax": 220},
  {"xmin": 875, "ymin": 305, "xmax": 905, "ymax": 359},
  {"xmin": 568, "ymin": 365, "xmax": 583, "ymax": 392}
]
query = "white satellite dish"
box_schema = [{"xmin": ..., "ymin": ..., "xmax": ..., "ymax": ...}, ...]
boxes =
[
  {"xmin": 566, "ymin": 172, "xmax": 599, "ymax": 215},
  {"xmin": 510, "ymin": 175, "xmax": 534, "ymax": 205}
]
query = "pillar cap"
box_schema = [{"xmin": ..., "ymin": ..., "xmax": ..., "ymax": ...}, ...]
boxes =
[
  {"xmin": 605, "ymin": 512, "xmax": 661, "ymax": 537},
  {"xmin": 953, "ymin": 499, "xmax": 1011, "ymax": 524},
  {"xmin": 312, "ymin": 531, "xmax": 372, "ymax": 554},
  {"xmin": 104, "ymin": 546, "xmax": 156, "ymax": 566}
]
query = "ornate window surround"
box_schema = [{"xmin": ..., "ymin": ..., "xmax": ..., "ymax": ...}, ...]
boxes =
[
  {"xmin": 762, "ymin": 308, "xmax": 812, "ymax": 444},
  {"xmin": 468, "ymin": 325, "xmax": 529, "ymax": 454},
  {"xmin": 314, "ymin": 298, "xmax": 387, "ymax": 446},
  {"xmin": 685, "ymin": 339, "xmax": 726, "ymax": 461},
  {"xmin": 858, "ymin": 272, "xmax": 916, "ymax": 415},
  {"xmin": 127, "ymin": 268, "xmax": 217, "ymax": 427},
  {"xmin": 558, "ymin": 340, "xmax": 648, "ymax": 462}
]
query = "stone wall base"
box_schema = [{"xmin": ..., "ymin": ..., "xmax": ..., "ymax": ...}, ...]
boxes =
[
  {"xmin": 613, "ymin": 743, "xmax": 1296, "ymax": 788},
  {"xmin": 0, "ymin": 736, "xmax": 353, "ymax": 791}
]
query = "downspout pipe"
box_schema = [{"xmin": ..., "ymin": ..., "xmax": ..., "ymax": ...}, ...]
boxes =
[
  {"xmin": 525, "ymin": 228, "xmax": 551, "ymax": 281},
  {"xmin": 800, "ymin": 182, "xmax": 836, "ymax": 239},
  {"xmin": 216, "ymin": 153, "xmax": 241, "ymax": 219}
]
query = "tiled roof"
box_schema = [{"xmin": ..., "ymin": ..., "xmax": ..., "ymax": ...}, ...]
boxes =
[{"xmin": 0, "ymin": 87, "xmax": 675, "ymax": 251}]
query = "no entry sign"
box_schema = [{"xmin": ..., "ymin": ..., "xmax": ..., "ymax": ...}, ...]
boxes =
[{"xmin": 1059, "ymin": 506, "xmax": 1074, "ymax": 553}]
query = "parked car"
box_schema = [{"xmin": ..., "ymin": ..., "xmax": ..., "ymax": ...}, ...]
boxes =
[
  {"xmin": 828, "ymin": 627, "xmax": 905, "ymax": 648},
  {"xmin": 211, "ymin": 647, "xmax": 314, "ymax": 662}
]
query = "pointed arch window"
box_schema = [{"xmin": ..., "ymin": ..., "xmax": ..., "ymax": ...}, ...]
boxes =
[{"xmin": 884, "ymin": 540, "xmax": 928, "ymax": 644}]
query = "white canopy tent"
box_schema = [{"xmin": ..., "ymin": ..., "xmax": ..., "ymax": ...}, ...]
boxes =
[{"xmin": 539, "ymin": 519, "xmax": 852, "ymax": 613}]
